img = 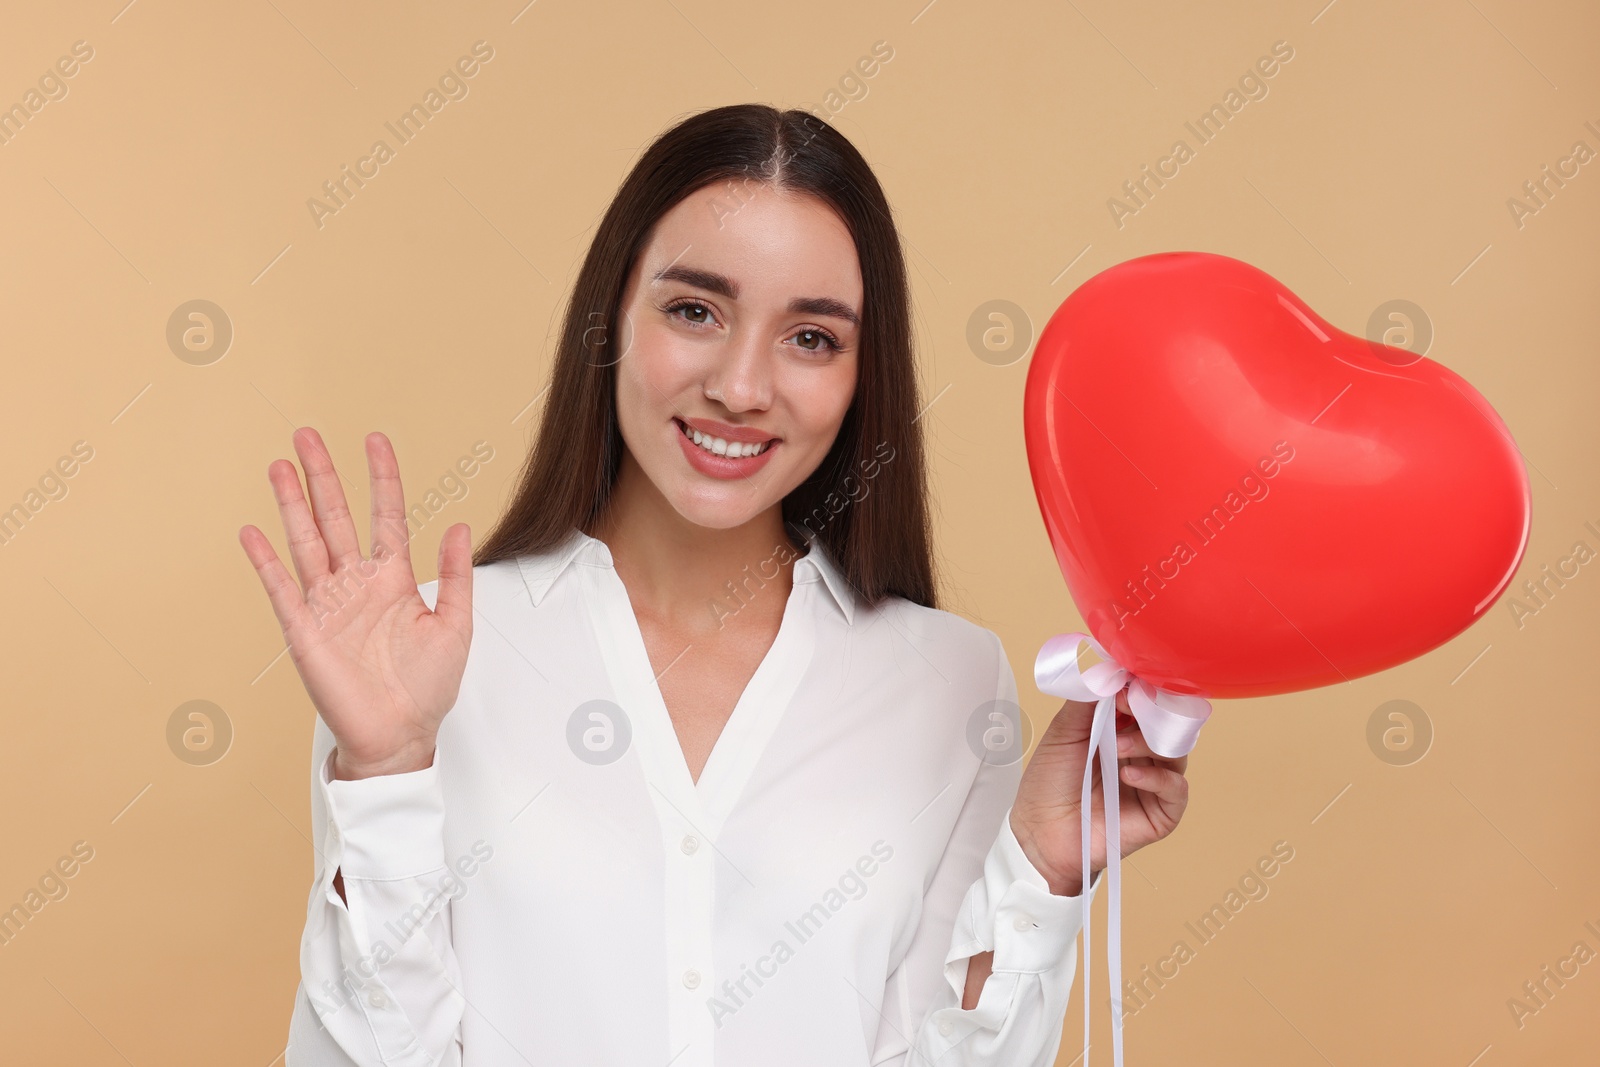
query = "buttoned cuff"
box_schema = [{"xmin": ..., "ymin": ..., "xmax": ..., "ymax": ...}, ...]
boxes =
[
  {"xmin": 986, "ymin": 805, "xmax": 1103, "ymax": 974},
  {"xmin": 319, "ymin": 744, "xmax": 448, "ymax": 881}
]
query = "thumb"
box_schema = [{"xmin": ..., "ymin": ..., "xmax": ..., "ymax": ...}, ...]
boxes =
[{"xmin": 434, "ymin": 523, "xmax": 474, "ymax": 631}]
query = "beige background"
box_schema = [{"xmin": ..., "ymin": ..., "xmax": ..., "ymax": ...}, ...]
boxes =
[{"xmin": 1, "ymin": 0, "xmax": 1595, "ymax": 1062}]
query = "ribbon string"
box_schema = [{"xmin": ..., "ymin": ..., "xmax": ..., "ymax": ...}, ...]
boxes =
[{"xmin": 1033, "ymin": 632, "xmax": 1213, "ymax": 1067}]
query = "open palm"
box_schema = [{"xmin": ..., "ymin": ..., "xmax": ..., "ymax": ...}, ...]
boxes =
[{"xmin": 239, "ymin": 428, "xmax": 473, "ymax": 780}]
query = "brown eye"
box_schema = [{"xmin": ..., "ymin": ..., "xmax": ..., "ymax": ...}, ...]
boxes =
[
  {"xmin": 663, "ymin": 299, "xmax": 717, "ymax": 327},
  {"xmin": 792, "ymin": 328, "xmax": 840, "ymax": 353},
  {"xmin": 662, "ymin": 300, "xmax": 713, "ymax": 326}
]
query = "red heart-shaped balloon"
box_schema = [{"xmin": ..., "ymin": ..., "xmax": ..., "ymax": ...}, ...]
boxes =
[{"xmin": 1023, "ymin": 252, "xmax": 1530, "ymax": 698}]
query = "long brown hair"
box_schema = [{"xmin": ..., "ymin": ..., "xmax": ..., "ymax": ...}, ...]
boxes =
[{"xmin": 474, "ymin": 103, "xmax": 936, "ymax": 609}]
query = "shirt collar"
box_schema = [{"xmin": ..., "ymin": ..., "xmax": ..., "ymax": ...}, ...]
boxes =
[
  {"xmin": 514, "ymin": 526, "xmax": 857, "ymax": 625},
  {"xmin": 513, "ymin": 527, "xmax": 606, "ymax": 607},
  {"xmin": 792, "ymin": 529, "xmax": 856, "ymax": 626}
]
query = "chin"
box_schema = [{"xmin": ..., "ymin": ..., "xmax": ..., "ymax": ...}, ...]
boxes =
[{"xmin": 669, "ymin": 490, "xmax": 770, "ymax": 531}]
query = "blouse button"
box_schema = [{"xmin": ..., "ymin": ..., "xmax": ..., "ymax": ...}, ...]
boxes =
[
  {"xmin": 368, "ymin": 991, "xmax": 387, "ymax": 1008},
  {"xmin": 1012, "ymin": 913, "xmax": 1034, "ymax": 931},
  {"xmin": 682, "ymin": 969, "xmax": 701, "ymax": 990},
  {"xmin": 937, "ymin": 1017, "xmax": 954, "ymax": 1037},
  {"xmin": 680, "ymin": 835, "xmax": 700, "ymax": 855}
]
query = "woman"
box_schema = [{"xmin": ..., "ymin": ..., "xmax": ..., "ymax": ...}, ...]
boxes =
[{"xmin": 241, "ymin": 104, "xmax": 1190, "ymax": 1066}]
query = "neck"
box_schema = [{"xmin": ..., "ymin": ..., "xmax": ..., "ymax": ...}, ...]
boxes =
[{"xmin": 586, "ymin": 450, "xmax": 803, "ymax": 629}]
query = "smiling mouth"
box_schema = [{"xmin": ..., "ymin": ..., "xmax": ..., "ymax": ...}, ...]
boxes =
[{"xmin": 674, "ymin": 418, "xmax": 777, "ymax": 458}]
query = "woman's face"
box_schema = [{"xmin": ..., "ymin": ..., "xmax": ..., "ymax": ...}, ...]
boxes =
[{"xmin": 612, "ymin": 182, "xmax": 862, "ymax": 531}]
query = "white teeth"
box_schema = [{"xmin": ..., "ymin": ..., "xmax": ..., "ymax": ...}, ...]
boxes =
[{"xmin": 680, "ymin": 421, "xmax": 769, "ymax": 458}]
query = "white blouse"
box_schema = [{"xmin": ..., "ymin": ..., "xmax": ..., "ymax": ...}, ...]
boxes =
[{"xmin": 284, "ymin": 526, "xmax": 1101, "ymax": 1066}]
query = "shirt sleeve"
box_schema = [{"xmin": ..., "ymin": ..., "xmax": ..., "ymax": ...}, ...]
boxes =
[
  {"xmin": 285, "ymin": 713, "xmax": 465, "ymax": 1067},
  {"xmin": 869, "ymin": 631, "xmax": 1104, "ymax": 1067}
]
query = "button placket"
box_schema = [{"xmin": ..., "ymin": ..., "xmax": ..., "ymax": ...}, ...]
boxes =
[
  {"xmin": 675, "ymin": 826, "xmax": 708, "ymax": 1013},
  {"xmin": 585, "ymin": 564, "xmax": 719, "ymax": 1061},
  {"xmin": 666, "ymin": 812, "xmax": 717, "ymax": 1063},
  {"xmin": 582, "ymin": 552, "xmax": 819, "ymax": 1065}
]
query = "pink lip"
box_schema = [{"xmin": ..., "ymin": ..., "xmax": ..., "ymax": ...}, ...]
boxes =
[
  {"xmin": 673, "ymin": 418, "xmax": 779, "ymax": 480},
  {"xmin": 679, "ymin": 415, "xmax": 780, "ymax": 445}
]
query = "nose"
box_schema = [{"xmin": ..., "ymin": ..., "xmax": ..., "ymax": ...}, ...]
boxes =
[{"xmin": 703, "ymin": 328, "xmax": 773, "ymax": 412}]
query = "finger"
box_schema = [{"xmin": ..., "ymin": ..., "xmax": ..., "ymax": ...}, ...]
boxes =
[
  {"xmin": 1115, "ymin": 732, "xmax": 1185, "ymax": 771},
  {"xmin": 1115, "ymin": 729, "xmax": 1157, "ymax": 761},
  {"xmin": 239, "ymin": 525, "xmax": 311, "ymax": 635},
  {"xmin": 433, "ymin": 523, "xmax": 474, "ymax": 633},
  {"xmin": 1120, "ymin": 763, "xmax": 1189, "ymax": 808},
  {"xmin": 293, "ymin": 427, "xmax": 363, "ymax": 570},
  {"xmin": 1114, "ymin": 728, "xmax": 1188, "ymax": 775},
  {"xmin": 267, "ymin": 458, "xmax": 330, "ymax": 587},
  {"xmin": 366, "ymin": 432, "xmax": 411, "ymax": 563}
]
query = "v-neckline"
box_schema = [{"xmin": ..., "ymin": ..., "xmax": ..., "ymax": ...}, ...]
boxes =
[{"xmin": 585, "ymin": 559, "xmax": 818, "ymax": 839}]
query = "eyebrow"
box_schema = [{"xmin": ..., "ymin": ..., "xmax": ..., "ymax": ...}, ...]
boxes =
[{"xmin": 652, "ymin": 264, "xmax": 860, "ymax": 329}]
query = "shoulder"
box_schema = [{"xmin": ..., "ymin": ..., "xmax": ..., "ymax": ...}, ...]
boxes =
[{"xmin": 854, "ymin": 593, "xmax": 1010, "ymax": 690}]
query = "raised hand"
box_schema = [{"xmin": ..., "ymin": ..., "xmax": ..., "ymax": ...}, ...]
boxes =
[
  {"xmin": 239, "ymin": 428, "xmax": 474, "ymax": 780},
  {"xmin": 1009, "ymin": 689, "xmax": 1190, "ymax": 896}
]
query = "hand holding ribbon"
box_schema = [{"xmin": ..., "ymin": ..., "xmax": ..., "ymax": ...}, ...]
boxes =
[{"xmin": 1007, "ymin": 632, "xmax": 1211, "ymax": 1067}]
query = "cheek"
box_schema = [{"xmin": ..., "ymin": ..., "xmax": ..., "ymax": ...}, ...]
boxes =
[
  {"xmin": 785, "ymin": 361, "xmax": 856, "ymax": 444},
  {"xmin": 627, "ymin": 323, "xmax": 701, "ymax": 398},
  {"xmin": 612, "ymin": 358, "xmax": 649, "ymax": 437},
  {"xmin": 616, "ymin": 329, "xmax": 679, "ymax": 425}
]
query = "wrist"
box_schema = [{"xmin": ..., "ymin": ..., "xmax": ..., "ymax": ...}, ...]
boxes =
[
  {"xmin": 1041, "ymin": 865, "xmax": 1089, "ymax": 898},
  {"xmin": 332, "ymin": 740, "xmax": 436, "ymax": 781},
  {"xmin": 1009, "ymin": 810, "xmax": 1101, "ymax": 897}
]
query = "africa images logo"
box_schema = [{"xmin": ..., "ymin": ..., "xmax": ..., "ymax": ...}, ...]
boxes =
[{"xmin": 305, "ymin": 41, "xmax": 495, "ymax": 230}]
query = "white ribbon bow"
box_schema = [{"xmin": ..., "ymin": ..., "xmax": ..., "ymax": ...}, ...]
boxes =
[{"xmin": 1033, "ymin": 632, "xmax": 1213, "ymax": 1067}]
